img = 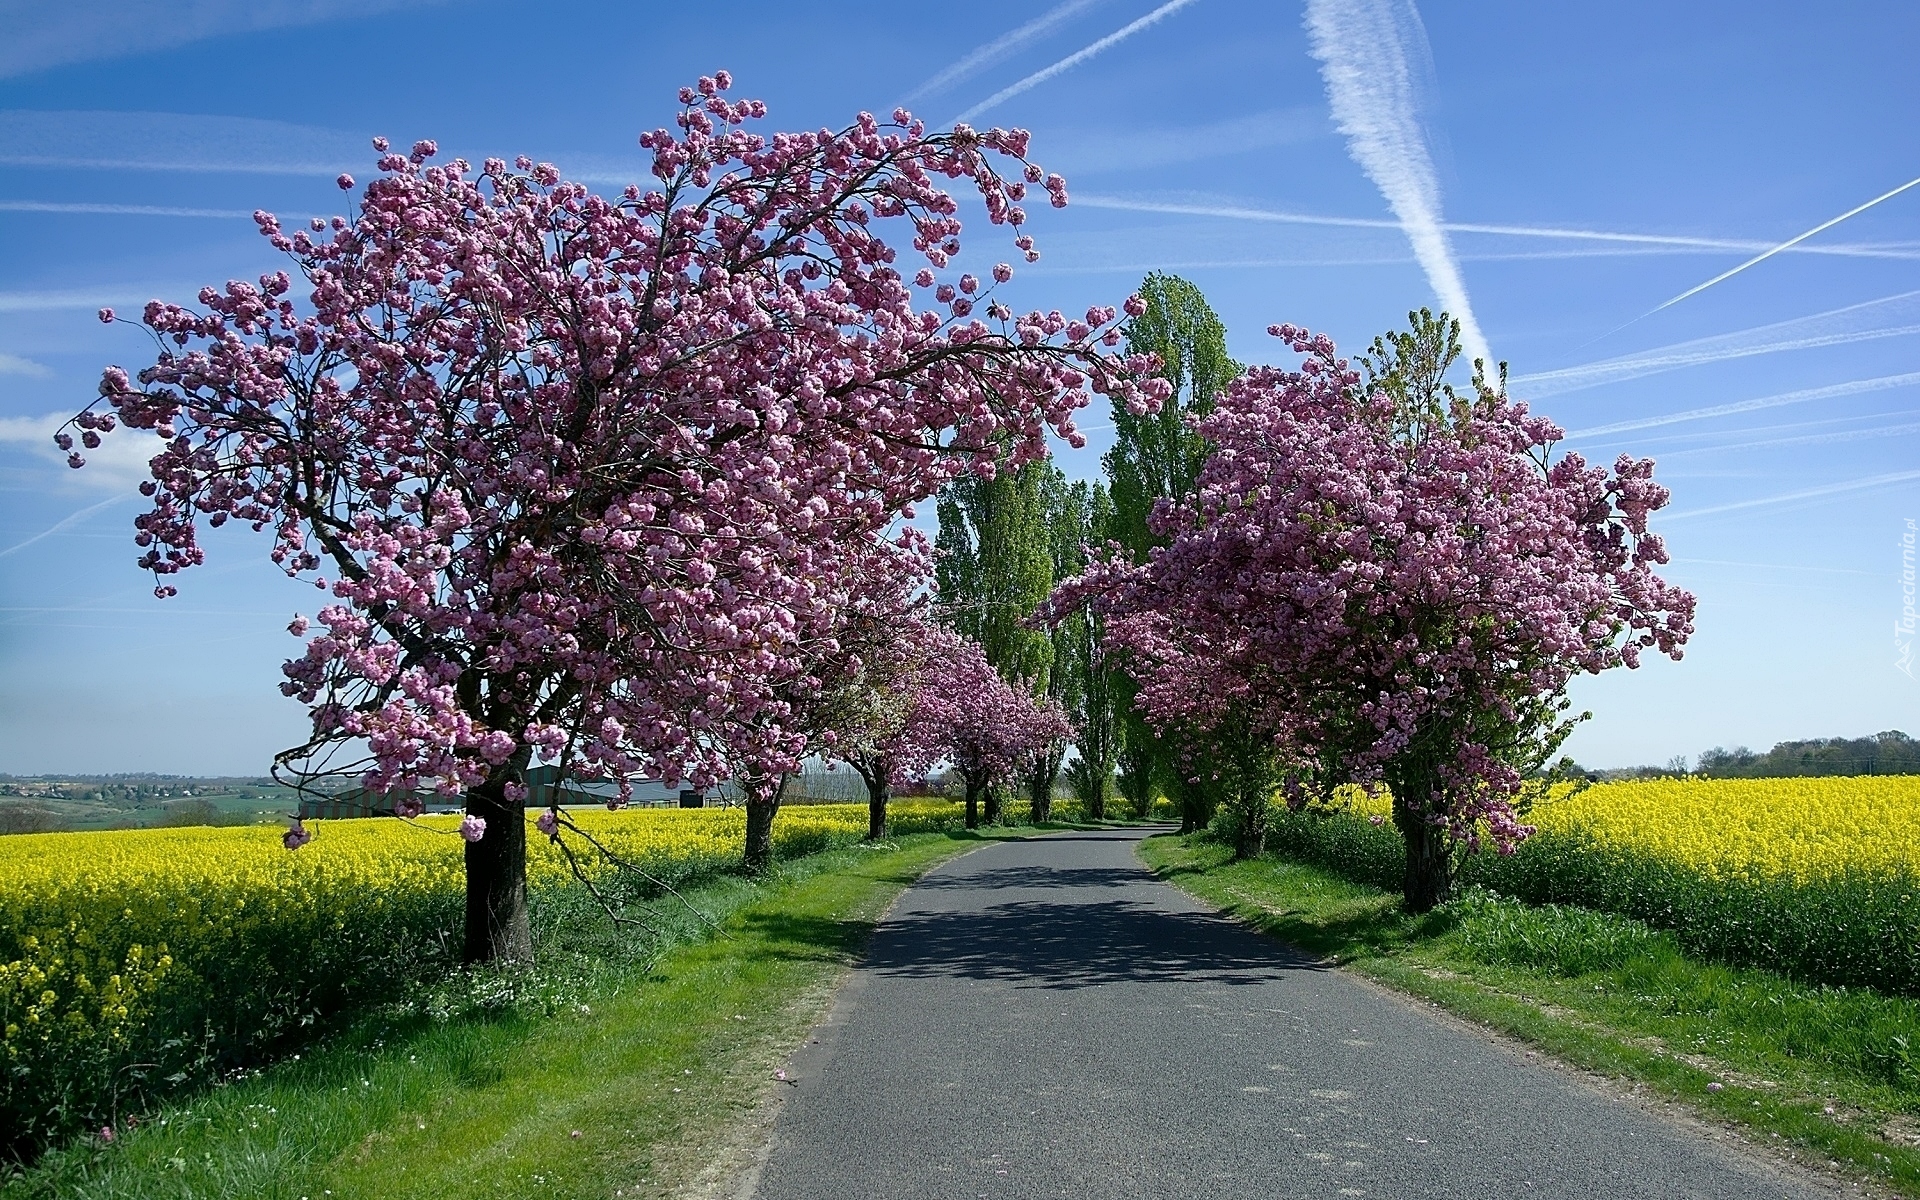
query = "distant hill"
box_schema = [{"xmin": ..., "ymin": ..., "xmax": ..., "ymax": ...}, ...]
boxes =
[{"xmin": 1696, "ymin": 730, "xmax": 1920, "ymax": 778}]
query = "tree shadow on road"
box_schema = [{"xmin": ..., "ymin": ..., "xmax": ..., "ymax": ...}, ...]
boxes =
[
  {"xmin": 911, "ymin": 865, "xmax": 1148, "ymax": 892},
  {"xmin": 863, "ymin": 899, "xmax": 1324, "ymax": 989}
]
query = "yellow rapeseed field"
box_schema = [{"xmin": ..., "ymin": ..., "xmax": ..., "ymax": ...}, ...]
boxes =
[
  {"xmin": 1525, "ymin": 777, "xmax": 1920, "ymax": 881},
  {"xmin": 0, "ymin": 799, "xmax": 963, "ymax": 1143},
  {"xmin": 1341, "ymin": 776, "xmax": 1920, "ymax": 882}
]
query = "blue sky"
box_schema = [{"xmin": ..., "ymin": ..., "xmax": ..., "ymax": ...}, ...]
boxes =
[{"xmin": 1, "ymin": 0, "xmax": 1917, "ymax": 774}]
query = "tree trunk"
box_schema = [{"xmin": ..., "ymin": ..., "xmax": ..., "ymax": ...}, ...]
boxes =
[
  {"xmin": 982, "ymin": 783, "xmax": 1002, "ymax": 826},
  {"xmin": 1399, "ymin": 813, "xmax": 1452, "ymax": 913},
  {"xmin": 851, "ymin": 756, "xmax": 889, "ymax": 840},
  {"xmin": 1232, "ymin": 790, "xmax": 1267, "ymax": 860},
  {"xmin": 463, "ymin": 774, "xmax": 532, "ymax": 965},
  {"xmin": 866, "ymin": 778, "xmax": 889, "ymax": 841},
  {"xmin": 1029, "ymin": 773, "xmax": 1052, "ymax": 825},
  {"xmin": 1171, "ymin": 773, "xmax": 1211, "ymax": 835},
  {"xmin": 964, "ymin": 775, "xmax": 981, "ymax": 829},
  {"xmin": 744, "ymin": 776, "xmax": 786, "ymax": 873},
  {"xmin": 1088, "ymin": 774, "xmax": 1107, "ymax": 821}
]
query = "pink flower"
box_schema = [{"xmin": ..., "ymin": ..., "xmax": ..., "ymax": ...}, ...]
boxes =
[
  {"xmin": 99, "ymin": 1126, "xmax": 115, "ymax": 1144},
  {"xmin": 336, "ymin": 173, "xmax": 355, "ymax": 190},
  {"xmin": 1706, "ymin": 1082, "xmax": 1724, "ymax": 1093},
  {"xmin": 458, "ymin": 815, "xmax": 487, "ymax": 843},
  {"xmin": 536, "ymin": 809, "xmax": 559, "ymax": 838},
  {"xmin": 97, "ymin": 307, "xmax": 115, "ymax": 324},
  {"xmin": 393, "ymin": 795, "xmax": 425, "ymax": 819},
  {"xmin": 282, "ymin": 820, "xmax": 312, "ymax": 850}
]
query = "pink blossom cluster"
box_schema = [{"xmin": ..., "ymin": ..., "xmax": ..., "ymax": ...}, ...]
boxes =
[
  {"xmin": 69, "ymin": 74, "xmax": 1166, "ymax": 819},
  {"xmin": 1048, "ymin": 325, "xmax": 1694, "ymax": 852}
]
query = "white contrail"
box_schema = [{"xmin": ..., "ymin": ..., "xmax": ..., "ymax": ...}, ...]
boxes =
[
  {"xmin": 1595, "ymin": 405, "xmax": 1920, "ymax": 449},
  {"xmin": 0, "ymin": 494, "xmax": 128, "ymax": 559},
  {"xmin": 905, "ymin": 0, "xmax": 1109, "ymax": 104},
  {"xmin": 1655, "ymin": 419, "xmax": 1920, "ymax": 458},
  {"xmin": 1647, "ymin": 175, "xmax": 1920, "ymax": 315},
  {"xmin": 1069, "ymin": 194, "xmax": 1920, "ymax": 260},
  {"xmin": 1565, "ymin": 372, "xmax": 1920, "ymax": 439},
  {"xmin": 1512, "ymin": 290, "xmax": 1920, "ymax": 398},
  {"xmin": 1305, "ymin": 0, "xmax": 1490, "ymax": 371},
  {"xmin": 951, "ymin": 0, "xmax": 1204, "ymax": 126},
  {"xmin": 1660, "ymin": 471, "xmax": 1920, "ymax": 522},
  {"xmin": 0, "ymin": 200, "xmax": 250, "ymax": 218}
]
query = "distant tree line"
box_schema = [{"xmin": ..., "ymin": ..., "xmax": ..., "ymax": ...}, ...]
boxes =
[{"xmin": 1695, "ymin": 730, "xmax": 1920, "ymax": 778}]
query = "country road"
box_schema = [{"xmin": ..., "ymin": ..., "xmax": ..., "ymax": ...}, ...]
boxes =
[{"xmin": 749, "ymin": 826, "xmax": 1838, "ymax": 1200}]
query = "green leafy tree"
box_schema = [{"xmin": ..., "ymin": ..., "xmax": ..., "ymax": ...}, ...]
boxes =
[
  {"xmin": 1103, "ymin": 273, "xmax": 1240, "ymax": 831},
  {"xmin": 934, "ymin": 462, "xmax": 1056, "ymax": 822},
  {"xmin": 1060, "ymin": 484, "xmax": 1120, "ymax": 819}
]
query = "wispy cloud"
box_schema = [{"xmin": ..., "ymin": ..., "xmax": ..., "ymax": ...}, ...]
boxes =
[
  {"xmin": 0, "ymin": 110, "xmax": 369, "ymax": 175},
  {"xmin": 1647, "ymin": 175, "xmax": 1920, "ymax": 315},
  {"xmin": 0, "ymin": 353, "xmax": 51, "ymax": 378},
  {"xmin": 1512, "ymin": 290, "xmax": 1920, "ymax": 399},
  {"xmin": 1566, "ymin": 372, "xmax": 1920, "ymax": 439},
  {"xmin": 0, "ymin": 412, "xmax": 160, "ymax": 490},
  {"xmin": 951, "ymin": 0, "xmax": 1204, "ymax": 126},
  {"xmin": 0, "ymin": 0, "xmax": 443, "ymax": 80},
  {"xmin": 1040, "ymin": 108, "xmax": 1324, "ymax": 176},
  {"xmin": 904, "ymin": 0, "xmax": 1110, "ymax": 104},
  {"xmin": 0, "ymin": 284, "xmax": 184, "ymax": 313},
  {"xmin": 0, "ymin": 494, "xmax": 129, "ymax": 559},
  {"xmin": 1661, "ymin": 471, "xmax": 1920, "ymax": 523},
  {"xmin": 0, "ymin": 200, "xmax": 251, "ymax": 218},
  {"xmin": 1068, "ymin": 195, "xmax": 1920, "ymax": 261},
  {"xmin": 1305, "ymin": 0, "xmax": 1490, "ymax": 370}
]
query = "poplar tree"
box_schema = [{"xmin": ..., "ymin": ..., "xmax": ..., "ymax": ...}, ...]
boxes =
[
  {"xmin": 1102, "ymin": 273, "xmax": 1240, "ymax": 830},
  {"xmin": 934, "ymin": 462, "xmax": 1056, "ymax": 822}
]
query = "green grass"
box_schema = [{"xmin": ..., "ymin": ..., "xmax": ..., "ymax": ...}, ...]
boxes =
[
  {"xmin": 4, "ymin": 829, "xmax": 1016, "ymax": 1200},
  {"xmin": 1139, "ymin": 832, "xmax": 1920, "ymax": 1196},
  {"xmin": 1265, "ymin": 808, "xmax": 1920, "ymax": 994}
]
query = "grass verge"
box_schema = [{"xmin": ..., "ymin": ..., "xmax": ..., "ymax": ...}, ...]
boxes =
[
  {"xmin": 1139, "ymin": 832, "xmax": 1920, "ymax": 1197},
  {"xmin": 5, "ymin": 829, "xmax": 1010, "ymax": 1200}
]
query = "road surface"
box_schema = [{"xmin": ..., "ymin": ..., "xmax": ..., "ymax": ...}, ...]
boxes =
[{"xmin": 751, "ymin": 827, "xmax": 1833, "ymax": 1199}]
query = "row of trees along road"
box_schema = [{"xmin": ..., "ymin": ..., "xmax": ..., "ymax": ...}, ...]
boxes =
[
  {"xmin": 65, "ymin": 67, "xmax": 1695, "ymax": 948},
  {"xmin": 66, "ymin": 73, "xmax": 1167, "ymax": 963}
]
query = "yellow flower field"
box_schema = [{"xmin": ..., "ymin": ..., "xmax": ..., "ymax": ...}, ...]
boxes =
[
  {"xmin": 0, "ymin": 800, "xmax": 964, "ymax": 1150},
  {"xmin": 1341, "ymin": 776, "xmax": 1920, "ymax": 882},
  {"xmin": 1524, "ymin": 776, "xmax": 1920, "ymax": 881}
]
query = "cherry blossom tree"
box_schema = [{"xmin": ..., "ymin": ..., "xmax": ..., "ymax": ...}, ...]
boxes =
[
  {"xmin": 821, "ymin": 590, "xmax": 949, "ymax": 842},
  {"xmin": 1049, "ymin": 314, "xmax": 1694, "ymax": 907},
  {"xmin": 66, "ymin": 72, "xmax": 1164, "ymax": 962},
  {"xmin": 721, "ymin": 525, "xmax": 936, "ymax": 859},
  {"xmin": 903, "ymin": 629, "xmax": 1070, "ymax": 828}
]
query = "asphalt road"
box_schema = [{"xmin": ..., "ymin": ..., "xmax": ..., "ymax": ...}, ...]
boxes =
[{"xmin": 750, "ymin": 827, "xmax": 1835, "ymax": 1200}]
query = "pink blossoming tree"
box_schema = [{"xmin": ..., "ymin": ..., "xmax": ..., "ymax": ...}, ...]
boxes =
[
  {"xmin": 66, "ymin": 73, "xmax": 1164, "ymax": 962},
  {"xmin": 904, "ymin": 628, "xmax": 1071, "ymax": 828},
  {"xmin": 815, "ymin": 570, "xmax": 951, "ymax": 841},
  {"xmin": 1048, "ymin": 313, "xmax": 1695, "ymax": 907}
]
